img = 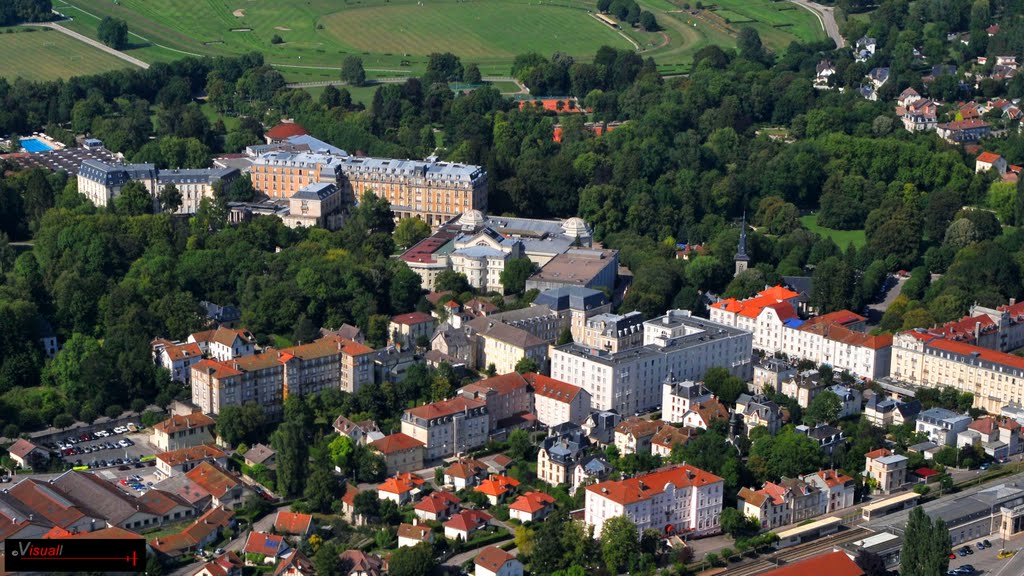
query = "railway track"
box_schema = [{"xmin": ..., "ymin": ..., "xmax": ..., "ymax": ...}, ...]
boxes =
[{"xmin": 717, "ymin": 526, "xmax": 871, "ymax": 576}]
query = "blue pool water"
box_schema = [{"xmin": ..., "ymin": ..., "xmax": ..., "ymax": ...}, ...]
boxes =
[{"xmin": 20, "ymin": 138, "xmax": 55, "ymax": 152}]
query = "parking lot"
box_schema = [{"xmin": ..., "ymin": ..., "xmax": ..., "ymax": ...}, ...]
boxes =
[
  {"xmin": 46, "ymin": 425, "xmax": 155, "ymax": 472},
  {"xmin": 949, "ymin": 536, "xmax": 1022, "ymax": 575}
]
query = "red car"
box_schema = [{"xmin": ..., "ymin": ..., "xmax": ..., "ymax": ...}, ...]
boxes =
[{"xmin": 949, "ymin": 553, "xmax": 956, "ymax": 559}]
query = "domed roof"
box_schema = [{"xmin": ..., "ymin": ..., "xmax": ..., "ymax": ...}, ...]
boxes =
[
  {"xmin": 562, "ymin": 217, "xmax": 590, "ymax": 237},
  {"xmin": 459, "ymin": 210, "xmax": 486, "ymax": 228}
]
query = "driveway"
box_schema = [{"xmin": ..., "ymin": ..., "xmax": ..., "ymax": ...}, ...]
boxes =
[
  {"xmin": 788, "ymin": 0, "xmax": 845, "ymax": 48},
  {"xmin": 22, "ymin": 22, "xmax": 149, "ymax": 69}
]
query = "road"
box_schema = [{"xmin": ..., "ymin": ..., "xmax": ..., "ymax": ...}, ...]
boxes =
[
  {"xmin": 866, "ymin": 275, "xmax": 906, "ymax": 325},
  {"xmin": 788, "ymin": 0, "xmax": 845, "ymax": 49},
  {"xmin": 22, "ymin": 22, "xmax": 150, "ymax": 69}
]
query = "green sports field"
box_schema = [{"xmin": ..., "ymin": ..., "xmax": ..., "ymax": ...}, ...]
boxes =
[
  {"xmin": 44, "ymin": 0, "xmax": 827, "ymax": 78},
  {"xmin": 0, "ymin": 27, "xmax": 131, "ymax": 81},
  {"xmin": 801, "ymin": 214, "xmax": 866, "ymax": 249}
]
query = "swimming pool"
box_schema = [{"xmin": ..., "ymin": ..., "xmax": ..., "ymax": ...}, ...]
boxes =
[{"xmin": 20, "ymin": 138, "xmax": 55, "ymax": 153}]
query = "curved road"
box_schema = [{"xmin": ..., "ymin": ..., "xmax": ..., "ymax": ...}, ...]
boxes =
[
  {"xmin": 788, "ymin": 0, "xmax": 845, "ymax": 49},
  {"xmin": 23, "ymin": 22, "xmax": 150, "ymax": 69}
]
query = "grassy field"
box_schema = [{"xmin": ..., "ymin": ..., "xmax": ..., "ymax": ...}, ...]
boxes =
[
  {"xmin": 801, "ymin": 214, "xmax": 866, "ymax": 249},
  {"xmin": 48, "ymin": 0, "xmax": 825, "ymax": 76},
  {"xmin": 0, "ymin": 27, "xmax": 131, "ymax": 81}
]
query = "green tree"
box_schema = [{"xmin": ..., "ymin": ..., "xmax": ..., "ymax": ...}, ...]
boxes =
[
  {"xmin": 157, "ymin": 184, "xmax": 182, "ymax": 213},
  {"xmin": 901, "ymin": 506, "xmax": 951, "ymax": 576},
  {"xmin": 703, "ymin": 366, "xmax": 746, "ymax": 404},
  {"xmin": 273, "ymin": 419, "xmax": 309, "ymax": 498},
  {"xmin": 328, "ymin": 434, "xmax": 354, "ymax": 470},
  {"xmin": 304, "ymin": 447, "xmax": 338, "ymax": 513},
  {"xmin": 353, "ymin": 489, "xmax": 380, "ymax": 520},
  {"xmin": 435, "ymin": 270, "xmax": 471, "ymax": 294},
  {"xmin": 507, "ymin": 429, "xmax": 532, "ymax": 460},
  {"xmin": 341, "ymin": 56, "xmax": 367, "ymax": 87},
  {"xmin": 98, "ymin": 16, "xmax": 128, "ymax": 49},
  {"xmin": 394, "ymin": 217, "xmax": 431, "ymax": 249},
  {"xmin": 515, "ymin": 356, "xmax": 539, "ymax": 374},
  {"xmin": 601, "ymin": 515, "xmax": 640, "ymax": 574},
  {"xmin": 805, "ymin": 389, "xmax": 842, "ymax": 425},
  {"xmin": 737, "ymin": 27, "xmax": 766, "ymax": 62},
  {"xmin": 720, "ymin": 507, "xmax": 760, "ymax": 539},
  {"xmin": 639, "ymin": 11, "xmax": 659, "ymax": 31},
  {"xmin": 114, "ymin": 181, "xmax": 152, "ymax": 216},
  {"xmin": 215, "ymin": 403, "xmax": 265, "ymax": 446},
  {"xmin": 500, "ymin": 257, "xmax": 537, "ymax": 295},
  {"xmin": 145, "ymin": 552, "xmax": 163, "ymax": 576},
  {"xmin": 389, "ymin": 542, "xmax": 437, "ymax": 576},
  {"xmin": 464, "ymin": 63, "xmax": 483, "ymax": 84},
  {"xmin": 556, "ymin": 326, "xmax": 574, "ymax": 345}
]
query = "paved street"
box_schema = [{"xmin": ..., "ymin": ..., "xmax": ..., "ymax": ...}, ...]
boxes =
[
  {"xmin": 21, "ymin": 22, "xmax": 150, "ymax": 69},
  {"xmin": 788, "ymin": 0, "xmax": 845, "ymax": 48}
]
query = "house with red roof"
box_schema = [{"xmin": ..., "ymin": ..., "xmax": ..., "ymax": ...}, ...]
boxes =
[
  {"xmin": 377, "ymin": 472, "xmax": 426, "ymax": 505},
  {"xmin": 185, "ymin": 461, "xmax": 246, "ymax": 510},
  {"xmin": 959, "ymin": 415, "xmax": 1022, "ymax": 459},
  {"xmin": 474, "ymin": 474, "xmax": 521, "ymax": 506},
  {"xmin": 937, "ymin": 118, "xmax": 991, "ymax": 143},
  {"xmin": 153, "ymin": 339, "xmax": 205, "ymax": 384},
  {"xmin": 458, "ymin": 373, "xmax": 533, "ymax": 431},
  {"xmin": 444, "ymin": 509, "xmax": 493, "ymax": 541},
  {"xmin": 271, "ymin": 550, "xmax": 316, "ymax": 576},
  {"xmin": 401, "ymin": 396, "xmax": 489, "ymax": 460},
  {"xmin": 149, "ymin": 506, "xmax": 235, "ymax": 559},
  {"xmin": 156, "ymin": 444, "xmax": 229, "ymax": 477},
  {"xmin": 150, "ymin": 411, "xmax": 216, "ymax": 452},
  {"xmin": 804, "ymin": 469, "xmax": 855, "ymax": 513},
  {"xmin": 274, "ymin": 511, "xmax": 314, "ymax": 538},
  {"xmin": 8, "ymin": 438, "xmax": 48, "ymax": 470},
  {"xmin": 759, "ymin": 551, "xmax": 863, "ymax": 576},
  {"xmin": 370, "ymin": 433, "xmax": 425, "ymax": 475},
  {"xmin": 710, "ymin": 285, "xmax": 802, "ymax": 349},
  {"xmin": 338, "ymin": 550, "xmax": 384, "ymax": 576},
  {"xmin": 584, "ymin": 464, "xmax": 723, "ymax": 538},
  {"xmin": 414, "ymin": 491, "xmax": 460, "ymax": 521},
  {"xmin": 475, "ymin": 546, "xmax": 523, "ymax": 576},
  {"xmin": 397, "ymin": 521, "xmax": 434, "ymax": 547},
  {"xmin": 442, "ymin": 458, "xmax": 488, "ymax": 490},
  {"xmin": 340, "ymin": 483, "xmax": 366, "ymax": 526},
  {"xmin": 243, "ymin": 531, "xmax": 290, "ymax": 564},
  {"xmin": 977, "ymin": 151, "xmax": 1008, "ymax": 175},
  {"xmin": 508, "ymin": 491, "xmax": 555, "ymax": 523}
]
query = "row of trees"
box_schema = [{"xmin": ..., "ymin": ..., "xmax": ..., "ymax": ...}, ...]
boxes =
[{"xmin": 0, "ymin": 0, "xmax": 51, "ymax": 25}]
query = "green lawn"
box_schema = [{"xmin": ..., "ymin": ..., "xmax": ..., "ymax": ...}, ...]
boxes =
[
  {"xmin": 801, "ymin": 214, "xmax": 866, "ymax": 249},
  {"xmin": 0, "ymin": 27, "xmax": 131, "ymax": 81}
]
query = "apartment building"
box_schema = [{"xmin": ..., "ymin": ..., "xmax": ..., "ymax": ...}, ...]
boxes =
[
  {"xmin": 525, "ymin": 372, "xmax": 591, "ymax": 427},
  {"xmin": 532, "ymin": 286, "xmax": 611, "ymax": 342},
  {"xmin": 739, "ymin": 469, "xmax": 854, "ymax": 529},
  {"xmin": 77, "ymin": 160, "xmax": 238, "ymax": 213},
  {"xmin": 152, "ymin": 339, "xmax": 203, "ymax": 384},
  {"xmin": 188, "ymin": 327, "xmax": 257, "ymax": 362},
  {"xmin": 585, "ymin": 464, "xmax": 724, "ymax": 538},
  {"xmin": 916, "ymin": 408, "xmax": 972, "ymax": 446},
  {"xmin": 864, "ymin": 396, "xmax": 921, "ymax": 428},
  {"xmin": 283, "ymin": 182, "xmax": 344, "ymax": 230},
  {"xmin": 370, "ymin": 433, "xmax": 426, "ymax": 475},
  {"xmin": 662, "ymin": 376, "xmax": 714, "ymax": 424},
  {"xmin": 614, "ymin": 418, "xmax": 665, "ymax": 455},
  {"xmin": 458, "ymin": 373, "xmax": 532, "ymax": 431},
  {"xmin": 710, "ymin": 288, "xmax": 892, "ymax": 379},
  {"xmin": 864, "ymin": 448, "xmax": 908, "ymax": 494},
  {"xmin": 250, "ymin": 151, "xmax": 343, "ymax": 199},
  {"xmin": 401, "ymin": 397, "xmax": 489, "ymax": 460},
  {"xmin": 892, "ymin": 329, "xmax": 1024, "ymax": 412},
  {"xmin": 150, "ymin": 411, "xmax": 215, "ymax": 452},
  {"xmin": 550, "ymin": 310, "xmax": 752, "ymax": 415},
  {"xmin": 473, "ymin": 321, "xmax": 548, "ymax": 376},
  {"xmin": 735, "ymin": 393, "xmax": 784, "ymax": 435},
  {"xmin": 389, "ymin": 312, "xmax": 437, "ymax": 349},
  {"xmin": 752, "ymin": 357, "xmax": 797, "ymax": 394},
  {"xmin": 581, "ymin": 312, "xmax": 645, "ymax": 353},
  {"xmin": 337, "ymin": 157, "xmax": 488, "ymax": 226},
  {"xmin": 190, "ymin": 335, "xmax": 367, "ymax": 419}
]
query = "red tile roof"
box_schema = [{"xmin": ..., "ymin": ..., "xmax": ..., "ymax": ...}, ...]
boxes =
[
  {"xmin": 524, "ymin": 373, "xmax": 584, "ymax": 402},
  {"xmin": 927, "ymin": 337, "xmax": 1024, "ymax": 371},
  {"xmin": 710, "ymin": 285, "xmax": 801, "ymax": 319},
  {"xmin": 914, "ymin": 467, "xmax": 939, "ymax": 478},
  {"xmin": 397, "ymin": 522, "xmax": 432, "ymax": 541},
  {"xmin": 377, "ymin": 472, "xmax": 425, "ymax": 494},
  {"xmin": 978, "ymin": 151, "xmax": 1003, "ymax": 164},
  {"xmin": 136, "ymin": 489, "xmax": 191, "ymax": 515},
  {"xmin": 586, "ymin": 465, "xmax": 723, "ymax": 506},
  {"xmin": 265, "ymin": 122, "xmax": 308, "ymax": 140},
  {"xmin": 156, "ymin": 444, "xmax": 226, "ymax": 467},
  {"xmin": 152, "ymin": 412, "xmax": 215, "ymax": 435},
  {"xmin": 444, "ymin": 459, "xmax": 486, "ymax": 479},
  {"xmin": 508, "ymin": 491, "xmax": 555, "ymax": 514},
  {"xmin": 8, "ymin": 439, "xmax": 41, "ymax": 459},
  {"xmin": 475, "ymin": 546, "xmax": 517, "ymax": 571},
  {"xmin": 813, "ymin": 469, "xmax": 853, "ymax": 488},
  {"xmin": 163, "ymin": 342, "xmax": 203, "ymax": 362},
  {"xmin": 185, "ymin": 462, "xmax": 239, "ymax": 498},
  {"xmin": 758, "ymin": 551, "xmax": 863, "ymax": 576},
  {"xmin": 414, "ymin": 491, "xmax": 460, "ymax": 514},
  {"xmin": 244, "ymin": 531, "xmax": 287, "ymax": 557},
  {"xmin": 370, "ymin": 433, "xmax": 425, "ymax": 455},
  {"xmin": 406, "ymin": 396, "xmax": 485, "ymax": 420},
  {"xmin": 938, "ymin": 119, "xmax": 989, "ymax": 130},
  {"xmin": 274, "ymin": 511, "xmax": 313, "ymax": 535},
  {"xmin": 390, "ymin": 312, "xmax": 435, "ymax": 326},
  {"xmin": 462, "ymin": 373, "xmax": 529, "ymax": 397},
  {"xmin": 474, "ymin": 475, "xmax": 520, "ymax": 497},
  {"xmin": 799, "ymin": 319, "xmax": 892, "ymax": 350},
  {"xmin": 444, "ymin": 509, "xmax": 492, "ymax": 533},
  {"xmin": 865, "ymin": 448, "xmax": 893, "ymax": 460},
  {"xmin": 615, "ymin": 417, "xmax": 665, "ymax": 439},
  {"xmin": 191, "ymin": 359, "xmax": 242, "ymax": 379},
  {"xmin": 8, "ymin": 479, "xmax": 86, "ymax": 528},
  {"xmin": 401, "ymin": 232, "xmax": 457, "ymax": 264}
]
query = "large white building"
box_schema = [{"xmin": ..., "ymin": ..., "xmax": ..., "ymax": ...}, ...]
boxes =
[
  {"xmin": 710, "ymin": 288, "xmax": 893, "ymax": 380},
  {"xmin": 401, "ymin": 397, "xmax": 489, "ymax": 460},
  {"xmin": 584, "ymin": 464, "xmax": 723, "ymax": 538},
  {"xmin": 661, "ymin": 376, "xmax": 714, "ymax": 424},
  {"xmin": 77, "ymin": 160, "xmax": 239, "ymax": 214},
  {"xmin": 550, "ymin": 310, "xmax": 752, "ymax": 415},
  {"xmin": 526, "ymin": 373, "xmax": 592, "ymax": 427}
]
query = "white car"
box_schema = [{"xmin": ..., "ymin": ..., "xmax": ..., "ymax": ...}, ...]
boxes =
[
  {"xmin": 118, "ymin": 439, "xmax": 130, "ymax": 448},
  {"xmin": 94, "ymin": 430, "xmax": 108, "ymax": 438},
  {"xmin": 113, "ymin": 426, "xmax": 127, "ymax": 435}
]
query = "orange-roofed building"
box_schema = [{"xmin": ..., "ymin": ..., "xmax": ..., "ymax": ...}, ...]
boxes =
[
  {"xmin": 401, "ymin": 396, "xmax": 489, "ymax": 460},
  {"xmin": 153, "ymin": 340, "xmax": 204, "ymax": 384},
  {"xmin": 443, "ymin": 458, "xmax": 488, "ymax": 490},
  {"xmin": 397, "ymin": 521, "xmax": 434, "ymax": 547},
  {"xmin": 758, "ymin": 551, "xmax": 864, "ymax": 576},
  {"xmin": 444, "ymin": 509, "xmax": 493, "ymax": 541},
  {"xmin": 243, "ymin": 531, "xmax": 289, "ymax": 564},
  {"xmin": 185, "ymin": 462, "xmax": 245, "ymax": 510},
  {"xmin": 524, "ymin": 372, "xmax": 592, "ymax": 427},
  {"xmin": 508, "ymin": 491, "xmax": 555, "ymax": 523},
  {"xmin": 519, "ymin": 97, "xmax": 585, "ymax": 113},
  {"xmin": 709, "ymin": 286, "xmax": 801, "ymax": 352},
  {"xmin": 475, "ymin": 545, "xmax": 523, "ymax": 576},
  {"xmin": 414, "ymin": 491, "xmax": 460, "ymax": 521},
  {"xmin": 370, "ymin": 432, "xmax": 425, "ymax": 475},
  {"xmin": 377, "ymin": 472, "xmax": 425, "ymax": 505},
  {"xmin": 458, "ymin": 372, "xmax": 532, "ymax": 430},
  {"xmin": 274, "ymin": 511, "xmax": 314, "ymax": 537},
  {"xmin": 474, "ymin": 474, "xmax": 520, "ymax": 505},
  {"xmin": 150, "ymin": 411, "xmax": 216, "ymax": 451},
  {"xmin": 585, "ymin": 464, "xmax": 723, "ymax": 538},
  {"xmin": 977, "ymin": 151, "xmax": 1008, "ymax": 174},
  {"xmin": 155, "ymin": 444, "xmax": 229, "ymax": 477},
  {"xmin": 265, "ymin": 122, "xmax": 308, "ymax": 144}
]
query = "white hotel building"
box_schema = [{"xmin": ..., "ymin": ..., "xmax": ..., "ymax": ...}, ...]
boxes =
[
  {"xmin": 585, "ymin": 464, "xmax": 724, "ymax": 538},
  {"xmin": 550, "ymin": 310, "xmax": 752, "ymax": 415}
]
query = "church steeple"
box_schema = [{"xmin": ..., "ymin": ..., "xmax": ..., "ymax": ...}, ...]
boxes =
[{"xmin": 734, "ymin": 212, "xmax": 750, "ymax": 277}]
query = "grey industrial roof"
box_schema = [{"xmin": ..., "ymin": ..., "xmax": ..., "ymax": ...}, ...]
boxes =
[
  {"xmin": 341, "ymin": 156, "xmax": 484, "ymax": 182},
  {"xmin": 532, "ymin": 286, "xmax": 607, "ymax": 311},
  {"xmin": 290, "ymin": 182, "xmax": 337, "ymax": 201}
]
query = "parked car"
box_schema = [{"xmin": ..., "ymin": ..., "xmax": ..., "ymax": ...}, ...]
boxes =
[
  {"xmin": 983, "ymin": 540, "xmax": 992, "ymax": 548},
  {"xmin": 127, "ymin": 424, "xmax": 139, "ymax": 433},
  {"xmin": 957, "ymin": 565, "xmax": 975, "ymax": 575},
  {"xmin": 113, "ymin": 426, "xmax": 127, "ymax": 434}
]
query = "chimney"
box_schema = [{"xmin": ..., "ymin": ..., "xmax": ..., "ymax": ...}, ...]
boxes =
[{"xmin": 412, "ymin": 518, "xmax": 418, "ymax": 526}]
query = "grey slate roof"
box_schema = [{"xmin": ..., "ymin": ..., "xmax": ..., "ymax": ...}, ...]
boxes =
[{"xmin": 532, "ymin": 287, "xmax": 607, "ymax": 312}]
